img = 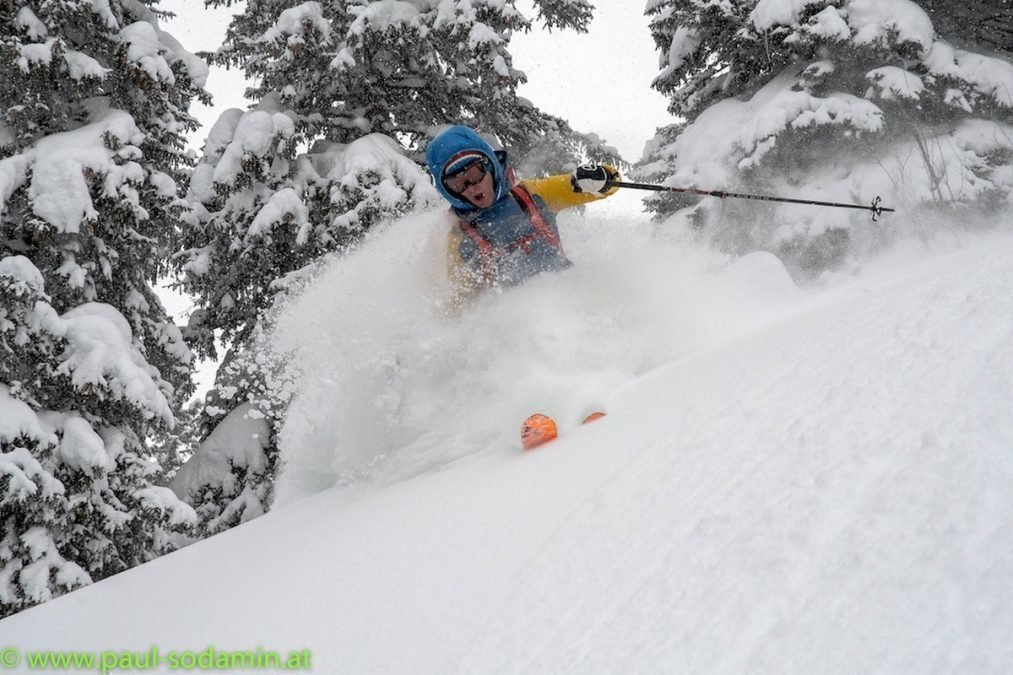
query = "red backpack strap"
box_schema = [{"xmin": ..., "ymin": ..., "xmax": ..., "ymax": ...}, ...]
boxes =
[
  {"xmin": 510, "ymin": 185, "xmax": 562, "ymax": 251},
  {"xmin": 457, "ymin": 219, "xmax": 497, "ymax": 283}
]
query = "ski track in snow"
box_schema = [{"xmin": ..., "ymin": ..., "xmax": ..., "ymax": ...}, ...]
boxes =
[{"xmin": 3, "ymin": 216, "xmax": 1013, "ymax": 673}]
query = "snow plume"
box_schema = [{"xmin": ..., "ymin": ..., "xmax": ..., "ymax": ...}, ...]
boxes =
[{"xmin": 269, "ymin": 208, "xmax": 803, "ymax": 505}]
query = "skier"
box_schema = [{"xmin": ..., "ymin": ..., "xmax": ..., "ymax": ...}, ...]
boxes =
[{"xmin": 426, "ymin": 125, "xmax": 620, "ymax": 299}]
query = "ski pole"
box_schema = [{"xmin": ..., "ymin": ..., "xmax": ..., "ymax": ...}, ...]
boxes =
[{"xmin": 606, "ymin": 180, "xmax": 895, "ymax": 221}]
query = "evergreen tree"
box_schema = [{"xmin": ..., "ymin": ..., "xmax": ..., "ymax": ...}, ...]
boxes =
[
  {"xmin": 916, "ymin": 0, "xmax": 1013, "ymax": 55},
  {"xmin": 0, "ymin": 257, "xmax": 197, "ymax": 618},
  {"xmin": 0, "ymin": 0, "xmax": 207, "ymax": 614},
  {"xmin": 640, "ymin": 0, "xmax": 1013, "ymax": 272},
  {"xmin": 205, "ymin": 0, "xmax": 606, "ymax": 156},
  {"xmin": 172, "ymin": 0, "xmax": 624, "ymax": 530}
]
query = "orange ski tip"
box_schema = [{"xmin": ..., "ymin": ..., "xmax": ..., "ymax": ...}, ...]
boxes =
[
  {"xmin": 582, "ymin": 411, "xmax": 606, "ymax": 424},
  {"xmin": 521, "ymin": 413, "xmax": 557, "ymax": 451}
]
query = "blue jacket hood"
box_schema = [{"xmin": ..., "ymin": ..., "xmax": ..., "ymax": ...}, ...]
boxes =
[{"xmin": 426, "ymin": 125, "xmax": 508, "ymax": 212}]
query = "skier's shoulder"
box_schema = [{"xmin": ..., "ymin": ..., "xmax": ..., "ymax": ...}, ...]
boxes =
[{"xmin": 518, "ymin": 175, "xmax": 570, "ymax": 211}]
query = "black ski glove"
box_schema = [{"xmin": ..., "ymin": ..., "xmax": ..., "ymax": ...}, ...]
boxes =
[{"xmin": 571, "ymin": 165, "xmax": 618, "ymax": 194}]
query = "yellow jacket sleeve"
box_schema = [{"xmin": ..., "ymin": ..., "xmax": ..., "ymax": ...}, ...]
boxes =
[{"xmin": 520, "ymin": 165, "xmax": 620, "ymax": 213}]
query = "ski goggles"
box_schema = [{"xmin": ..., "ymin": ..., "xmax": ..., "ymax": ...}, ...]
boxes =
[{"xmin": 443, "ymin": 158, "xmax": 491, "ymax": 194}]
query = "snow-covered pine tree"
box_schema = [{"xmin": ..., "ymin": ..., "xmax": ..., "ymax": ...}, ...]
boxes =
[
  {"xmin": 917, "ymin": 0, "xmax": 1013, "ymax": 55},
  {"xmin": 0, "ymin": 257, "xmax": 197, "ymax": 618},
  {"xmin": 205, "ymin": 0, "xmax": 606, "ymax": 155},
  {"xmin": 172, "ymin": 0, "xmax": 623, "ymax": 532},
  {"xmin": 640, "ymin": 0, "xmax": 1013, "ymax": 272},
  {"xmin": 0, "ymin": 0, "xmax": 207, "ymax": 614}
]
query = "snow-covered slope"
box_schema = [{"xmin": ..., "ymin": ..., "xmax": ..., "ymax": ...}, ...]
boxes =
[{"xmin": 3, "ymin": 222, "xmax": 1013, "ymax": 673}]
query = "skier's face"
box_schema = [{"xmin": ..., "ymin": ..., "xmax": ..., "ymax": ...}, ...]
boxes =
[
  {"xmin": 446, "ymin": 159, "xmax": 495, "ymax": 209},
  {"xmin": 462, "ymin": 170, "xmax": 495, "ymax": 209}
]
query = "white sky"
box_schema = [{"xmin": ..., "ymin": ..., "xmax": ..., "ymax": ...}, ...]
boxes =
[
  {"xmin": 512, "ymin": 1, "xmax": 670, "ymax": 162},
  {"xmin": 160, "ymin": 0, "xmax": 671, "ymax": 162}
]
